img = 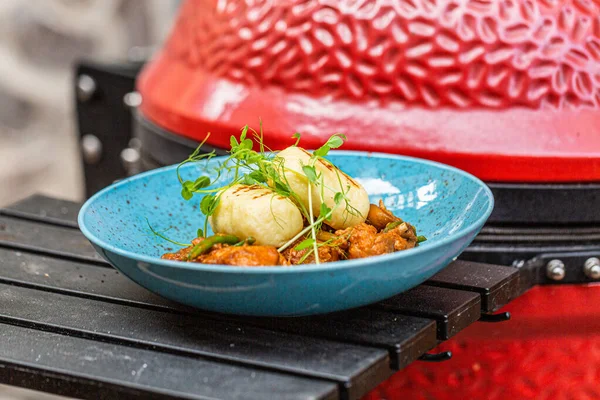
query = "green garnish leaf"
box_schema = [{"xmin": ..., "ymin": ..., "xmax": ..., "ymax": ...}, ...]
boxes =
[
  {"xmin": 197, "ymin": 228, "xmax": 204, "ymax": 238},
  {"xmin": 294, "ymin": 238, "xmax": 315, "ymax": 251},
  {"xmin": 265, "ymin": 165, "xmax": 278, "ymax": 179},
  {"xmin": 243, "ymin": 175, "xmax": 256, "ymax": 185},
  {"xmin": 240, "ymin": 125, "xmax": 249, "ymax": 141},
  {"xmin": 245, "ymin": 152, "xmax": 262, "ymax": 164},
  {"xmin": 181, "ymin": 186, "xmax": 193, "ymax": 201},
  {"xmin": 313, "ymin": 145, "xmax": 330, "ymax": 157},
  {"xmin": 292, "ymin": 133, "xmax": 301, "ymax": 146},
  {"xmin": 334, "ymin": 192, "xmax": 344, "ymax": 205},
  {"xmin": 273, "ymin": 181, "xmax": 291, "ymax": 197},
  {"xmin": 320, "ymin": 203, "xmax": 332, "ymax": 220},
  {"xmin": 302, "ymin": 165, "xmax": 317, "ymax": 182},
  {"xmin": 230, "ymin": 136, "xmax": 239, "ymax": 148},
  {"xmin": 248, "ymin": 170, "xmax": 266, "ymax": 183},
  {"xmin": 326, "ymin": 133, "xmax": 346, "ymax": 149},
  {"xmin": 313, "ymin": 134, "xmax": 346, "ymax": 158},
  {"xmin": 200, "ymin": 194, "xmax": 218, "ymax": 216},
  {"xmin": 193, "ymin": 176, "xmax": 211, "ymax": 190},
  {"xmin": 241, "ymin": 138, "xmax": 253, "ymax": 150},
  {"xmin": 417, "ymin": 235, "xmax": 427, "ymax": 243}
]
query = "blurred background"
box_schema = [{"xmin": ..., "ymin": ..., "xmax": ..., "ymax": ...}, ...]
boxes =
[
  {"xmin": 0, "ymin": 0, "xmax": 178, "ymax": 398},
  {"xmin": 1, "ymin": 1, "xmax": 600, "ymax": 399},
  {"xmin": 0, "ymin": 0, "xmax": 178, "ymax": 208}
]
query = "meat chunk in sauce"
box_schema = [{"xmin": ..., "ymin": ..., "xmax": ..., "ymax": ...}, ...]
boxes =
[
  {"xmin": 366, "ymin": 200, "xmax": 402, "ymax": 230},
  {"xmin": 162, "ymin": 237, "xmax": 288, "ymax": 266},
  {"xmin": 282, "ymin": 239, "xmax": 344, "ymax": 265},
  {"xmin": 200, "ymin": 245, "xmax": 289, "ymax": 266},
  {"xmin": 162, "ymin": 237, "xmax": 204, "ymax": 261},
  {"xmin": 161, "ymin": 203, "xmax": 420, "ymax": 266},
  {"xmin": 334, "ymin": 221, "xmax": 417, "ymax": 259}
]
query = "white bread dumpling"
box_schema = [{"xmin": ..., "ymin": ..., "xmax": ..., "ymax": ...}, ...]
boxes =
[
  {"xmin": 276, "ymin": 146, "xmax": 370, "ymax": 230},
  {"xmin": 208, "ymin": 184, "xmax": 303, "ymax": 247}
]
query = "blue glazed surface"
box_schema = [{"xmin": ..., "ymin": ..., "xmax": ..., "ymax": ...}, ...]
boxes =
[{"xmin": 79, "ymin": 151, "xmax": 494, "ymax": 316}]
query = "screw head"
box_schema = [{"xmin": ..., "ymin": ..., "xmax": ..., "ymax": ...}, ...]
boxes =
[
  {"xmin": 123, "ymin": 91, "xmax": 142, "ymax": 108},
  {"xmin": 81, "ymin": 134, "xmax": 102, "ymax": 164},
  {"xmin": 546, "ymin": 259, "xmax": 565, "ymax": 281},
  {"xmin": 77, "ymin": 74, "xmax": 96, "ymax": 102},
  {"xmin": 584, "ymin": 257, "xmax": 600, "ymax": 280},
  {"xmin": 121, "ymin": 147, "xmax": 141, "ymax": 176}
]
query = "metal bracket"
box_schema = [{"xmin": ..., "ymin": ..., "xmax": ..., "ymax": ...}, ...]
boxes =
[
  {"xmin": 479, "ymin": 312, "xmax": 511, "ymax": 323},
  {"xmin": 525, "ymin": 250, "xmax": 600, "ymax": 285},
  {"xmin": 75, "ymin": 60, "xmax": 143, "ymax": 197},
  {"xmin": 419, "ymin": 351, "xmax": 452, "ymax": 362}
]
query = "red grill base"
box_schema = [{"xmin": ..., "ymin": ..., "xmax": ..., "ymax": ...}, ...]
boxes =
[{"xmin": 364, "ymin": 284, "xmax": 600, "ymax": 400}]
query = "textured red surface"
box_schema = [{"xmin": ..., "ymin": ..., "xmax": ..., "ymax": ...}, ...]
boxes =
[
  {"xmin": 138, "ymin": 0, "xmax": 600, "ymax": 181},
  {"xmin": 363, "ymin": 284, "xmax": 600, "ymax": 400}
]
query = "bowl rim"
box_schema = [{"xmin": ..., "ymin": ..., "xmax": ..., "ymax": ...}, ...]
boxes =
[{"xmin": 78, "ymin": 150, "xmax": 494, "ymax": 274}]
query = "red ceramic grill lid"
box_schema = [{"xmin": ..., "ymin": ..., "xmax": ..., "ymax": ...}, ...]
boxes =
[{"xmin": 137, "ymin": 0, "xmax": 600, "ymax": 183}]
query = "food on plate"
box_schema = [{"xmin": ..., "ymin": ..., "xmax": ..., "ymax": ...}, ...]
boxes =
[
  {"xmin": 276, "ymin": 146, "xmax": 370, "ymax": 230},
  {"xmin": 162, "ymin": 236, "xmax": 289, "ymax": 266},
  {"xmin": 208, "ymin": 184, "xmax": 304, "ymax": 247},
  {"xmin": 155, "ymin": 125, "xmax": 426, "ymax": 266}
]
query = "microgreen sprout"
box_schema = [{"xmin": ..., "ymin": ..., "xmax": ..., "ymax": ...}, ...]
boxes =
[
  {"xmin": 146, "ymin": 218, "xmax": 191, "ymax": 247},
  {"xmin": 149, "ymin": 120, "xmax": 424, "ymax": 264}
]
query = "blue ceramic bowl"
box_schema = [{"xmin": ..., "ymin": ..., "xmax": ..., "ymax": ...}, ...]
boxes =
[{"xmin": 79, "ymin": 151, "xmax": 493, "ymax": 316}]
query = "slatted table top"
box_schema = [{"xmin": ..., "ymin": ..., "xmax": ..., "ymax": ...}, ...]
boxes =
[{"xmin": 0, "ymin": 195, "xmax": 524, "ymax": 400}]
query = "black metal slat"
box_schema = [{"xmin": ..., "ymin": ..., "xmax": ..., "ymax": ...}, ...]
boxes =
[
  {"xmin": 0, "ymin": 195, "xmax": 528, "ymax": 398},
  {"xmin": 0, "ymin": 215, "xmax": 104, "ymax": 265},
  {"xmin": 0, "ymin": 229, "xmax": 518, "ymax": 325},
  {"xmin": 0, "ymin": 197, "xmax": 514, "ymax": 347},
  {"xmin": 0, "ymin": 323, "xmax": 338, "ymax": 400},
  {"xmin": 0, "ymin": 283, "xmax": 390, "ymax": 400},
  {"xmin": 425, "ymin": 260, "xmax": 522, "ymax": 312},
  {"xmin": 376, "ymin": 285, "xmax": 481, "ymax": 340},
  {"xmin": 245, "ymin": 311, "xmax": 436, "ymax": 371},
  {"xmin": 0, "ymin": 248, "xmax": 436, "ymax": 372},
  {"xmin": 0, "ymin": 199, "xmax": 521, "ymax": 316},
  {"xmin": 0, "ymin": 194, "xmax": 80, "ymax": 229},
  {"xmin": 0, "ymin": 248, "xmax": 169, "ymax": 308}
]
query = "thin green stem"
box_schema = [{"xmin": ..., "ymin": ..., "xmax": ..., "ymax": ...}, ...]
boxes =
[
  {"xmin": 277, "ymin": 215, "xmax": 327, "ymax": 252},
  {"xmin": 307, "ymin": 179, "xmax": 320, "ymax": 264},
  {"xmin": 146, "ymin": 219, "xmax": 191, "ymax": 247}
]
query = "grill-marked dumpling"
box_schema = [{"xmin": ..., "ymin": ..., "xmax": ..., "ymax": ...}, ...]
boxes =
[
  {"xmin": 276, "ymin": 146, "xmax": 369, "ymax": 230},
  {"xmin": 209, "ymin": 184, "xmax": 303, "ymax": 247}
]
